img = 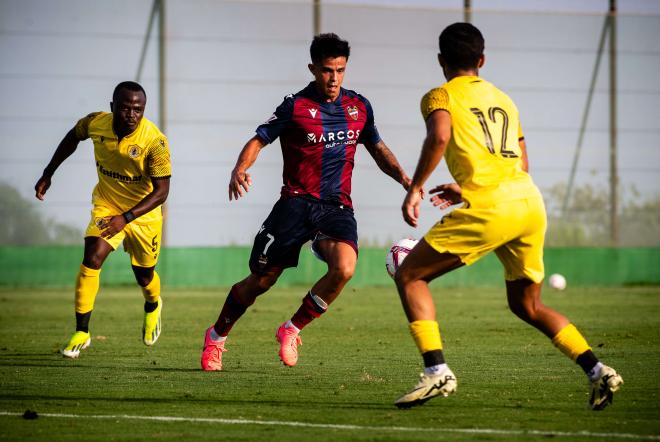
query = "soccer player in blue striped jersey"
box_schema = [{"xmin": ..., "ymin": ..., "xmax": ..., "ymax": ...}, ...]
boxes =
[{"xmin": 201, "ymin": 33, "xmax": 411, "ymax": 370}]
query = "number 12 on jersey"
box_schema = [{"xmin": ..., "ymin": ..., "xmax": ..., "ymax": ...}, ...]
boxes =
[{"xmin": 470, "ymin": 107, "xmax": 518, "ymax": 158}]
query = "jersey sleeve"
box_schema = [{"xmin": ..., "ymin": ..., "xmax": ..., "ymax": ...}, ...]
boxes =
[
  {"xmin": 420, "ymin": 87, "xmax": 450, "ymax": 121},
  {"xmin": 357, "ymin": 96, "xmax": 382, "ymax": 145},
  {"xmin": 146, "ymin": 136, "xmax": 172, "ymax": 178},
  {"xmin": 255, "ymin": 95, "xmax": 295, "ymax": 144},
  {"xmin": 73, "ymin": 112, "xmax": 103, "ymax": 140}
]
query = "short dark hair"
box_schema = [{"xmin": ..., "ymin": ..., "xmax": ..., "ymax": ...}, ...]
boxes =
[
  {"xmin": 439, "ymin": 23, "xmax": 484, "ymax": 70},
  {"xmin": 310, "ymin": 33, "xmax": 350, "ymax": 64},
  {"xmin": 112, "ymin": 81, "xmax": 146, "ymax": 102}
]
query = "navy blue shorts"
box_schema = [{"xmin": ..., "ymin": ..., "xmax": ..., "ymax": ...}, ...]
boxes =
[{"xmin": 249, "ymin": 196, "xmax": 358, "ymax": 274}]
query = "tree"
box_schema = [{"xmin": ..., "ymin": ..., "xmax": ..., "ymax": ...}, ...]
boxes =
[
  {"xmin": 545, "ymin": 183, "xmax": 660, "ymax": 247},
  {"xmin": 0, "ymin": 182, "xmax": 80, "ymax": 245}
]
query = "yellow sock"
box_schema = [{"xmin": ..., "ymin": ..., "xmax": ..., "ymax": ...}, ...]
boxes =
[
  {"xmin": 409, "ymin": 320, "xmax": 443, "ymax": 354},
  {"xmin": 141, "ymin": 271, "xmax": 161, "ymax": 304},
  {"xmin": 75, "ymin": 264, "xmax": 101, "ymax": 314},
  {"xmin": 551, "ymin": 323, "xmax": 591, "ymax": 361}
]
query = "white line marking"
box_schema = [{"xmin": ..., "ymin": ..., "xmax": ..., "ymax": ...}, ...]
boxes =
[{"xmin": 1, "ymin": 411, "xmax": 658, "ymax": 440}]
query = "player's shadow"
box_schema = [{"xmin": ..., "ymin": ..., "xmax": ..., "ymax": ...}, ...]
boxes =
[
  {"xmin": 0, "ymin": 357, "xmax": 203, "ymax": 373},
  {"xmin": 0, "ymin": 393, "xmax": 391, "ymax": 410}
]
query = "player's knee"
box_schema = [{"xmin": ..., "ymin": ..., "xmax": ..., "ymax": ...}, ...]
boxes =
[
  {"xmin": 393, "ymin": 265, "xmax": 414, "ymax": 291},
  {"xmin": 329, "ymin": 262, "xmax": 355, "ymax": 283},
  {"xmin": 508, "ymin": 280, "xmax": 547, "ymax": 322},
  {"xmin": 252, "ymin": 273, "xmax": 279, "ymax": 293},
  {"xmin": 134, "ymin": 273, "xmax": 152, "ymax": 287},
  {"xmin": 509, "ymin": 298, "xmax": 541, "ymax": 322},
  {"xmin": 256, "ymin": 277, "xmax": 276, "ymax": 292},
  {"xmin": 132, "ymin": 266, "xmax": 154, "ymax": 287},
  {"xmin": 82, "ymin": 254, "xmax": 104, "ymax": 270}
]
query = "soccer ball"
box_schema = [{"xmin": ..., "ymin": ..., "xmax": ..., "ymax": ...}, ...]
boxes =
[
  {"xmin": 548, "ymin": 273, "xmax": 567, "ymax": 290},
  {"xmin": 385, "ymin": 238, "xmax": 419, "ymax": 278}
]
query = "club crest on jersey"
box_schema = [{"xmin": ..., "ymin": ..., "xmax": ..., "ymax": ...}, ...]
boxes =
[
  {"xmin": 308, "ymin": 108, "xmax": 318, "ymax": 118},
  {"xmin": 128, "ymin": 145, "xmax": 142, "ymax": 158},
  {"xmin": 346, "ymin": 105, "xmax": 359, "ymax": 120}
]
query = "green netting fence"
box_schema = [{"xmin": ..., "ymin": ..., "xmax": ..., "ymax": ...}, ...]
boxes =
[{"xmin": 1, "ymin": 246, "xmax": 658, "ymax": 288}]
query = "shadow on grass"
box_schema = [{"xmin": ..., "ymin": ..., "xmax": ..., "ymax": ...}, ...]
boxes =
[
  {"xmin": 0, "ymin": 393, "xmax": 391, "ymax": 410},
  {"xmin": 0, "ymin": 359, "xmax": 204, "ymax": 373}
]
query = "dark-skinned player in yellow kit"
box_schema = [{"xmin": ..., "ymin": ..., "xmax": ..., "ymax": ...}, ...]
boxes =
[
  {"xmin": 35, "ymin": 81, "xmax": 171, "ymax": 358},
  {"xmin": 392, "ymin": 23, "xmax": 623, "ymax": 410}
]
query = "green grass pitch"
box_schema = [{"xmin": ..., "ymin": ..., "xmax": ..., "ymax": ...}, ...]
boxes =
[{"xmin": 0, "ymin": 284, "xmax": 659, "ymax": 441}]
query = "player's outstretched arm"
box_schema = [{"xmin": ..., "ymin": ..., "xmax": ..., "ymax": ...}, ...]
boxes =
[
  {"xmin": 35, "ymin": 128, "xmax": 82, "ymax": 201},
  {"xmin": 228, "ymin": 135, "xmax": 267, "ymax": 201},
  {"xmin": 363, "ymin": 140, "xmax": 411, "ymax": 190},
  {"xmin": 402, "ymin": 110, "xmax": 451, "ymax": 227}
]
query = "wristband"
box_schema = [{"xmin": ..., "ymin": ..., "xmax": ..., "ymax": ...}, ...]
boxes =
[{"xmin": 122, "ymin": 211, "xmax": 136, "ymax": 223}]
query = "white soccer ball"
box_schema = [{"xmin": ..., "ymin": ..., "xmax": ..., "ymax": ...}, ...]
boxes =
[
  {"xmin": 548, "ymin": 273, "xmax": 567, "ymax": 290},
  {"xmin": 385, "ymin": 238, "xmax": 419, "ymax": 278}
]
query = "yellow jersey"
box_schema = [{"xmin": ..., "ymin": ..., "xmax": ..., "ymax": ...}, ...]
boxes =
[
  {"xmin": 74, "ymin": 112, "xmax": 171, "ymax": 224},
  {"xmin": 420, "ymin": 76, "xmax": 541, "ymax": 206}
]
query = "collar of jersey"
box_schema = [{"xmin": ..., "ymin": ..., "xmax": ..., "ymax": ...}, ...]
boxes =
[
  {"xmin": 111, "ymin": 116, "xmax": 145, "ymax": 141},
  {"xmin": 448, "ymin": 75, "xmax": 481, "ymax": 84}
]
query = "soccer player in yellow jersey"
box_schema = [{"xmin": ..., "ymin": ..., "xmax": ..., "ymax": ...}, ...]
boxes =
[
  {"xmin": 34, "ymin": 81, "xmax": 171, "ymax": 358},
  {"xmin": 393, "ymin": 23, "xmax": 622, "ymax": 410}
]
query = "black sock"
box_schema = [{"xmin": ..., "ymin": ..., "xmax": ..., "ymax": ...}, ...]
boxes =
[
  {"xmin": 144, "ymin": 300, "xmax": 159, "ymax": 313},
  {"xmin": 422, "ymin": 349, "xmax": 446, "ymax": 368},
  {"xmin": 75, "ymin": 311, "xmax": 92, "ymax": 333},
  {"xmin": 213, "ymin": 289, "xmax": 250, "ymax": 336},
  {"xmin": 576, "ymin": 350, "xmax": 600, "ymax": 374}
]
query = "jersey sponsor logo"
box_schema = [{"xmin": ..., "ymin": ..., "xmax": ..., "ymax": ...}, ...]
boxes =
[
  {"xmin": 306, "ymin": 129, "xmax": 361, "ymax": 148},
  {"xmin": 308, "ymin": 108, "xmax": 318, "ymax": 118},
  {"xmin": 346, "ymin": 105, "xmax": 358, "ymax": 120},
  {"xmin": 128, "ymin": 145, "xmax": 142, "ymax": 158},
  {"xmin": 96, "ymin": 162, "xmax": 142, "ymax": 183}
]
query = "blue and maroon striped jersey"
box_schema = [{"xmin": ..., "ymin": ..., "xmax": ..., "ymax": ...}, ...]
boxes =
[{"xmin": 255, "ymin": 82, "xmax": 381, "ymax": 208}]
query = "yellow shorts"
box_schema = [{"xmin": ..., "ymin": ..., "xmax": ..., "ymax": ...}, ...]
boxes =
[
  {"xmin": 84, "ymin": 205, "xmax": 162, "ymax": 268},
  {"xmin": 424, "ymin": 196, "xmax": 546, "ymax": 283}
]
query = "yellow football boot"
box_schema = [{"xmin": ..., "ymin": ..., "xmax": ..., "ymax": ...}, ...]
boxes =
[
  {"xmin": 61, "ymin": 331, "xmax": 91, "ymax": 358},
  {"xmin": 143, "ymin": 298, "xmax": 162, "ymax": 346}
]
